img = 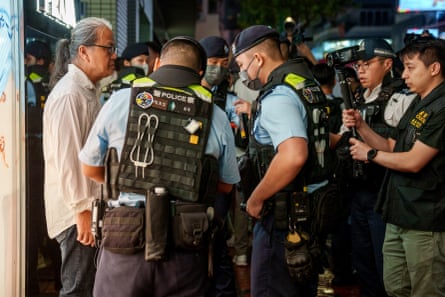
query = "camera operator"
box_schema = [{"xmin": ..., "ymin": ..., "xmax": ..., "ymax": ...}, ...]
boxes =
[
  {"xmin": 281, "ymin": 16, "xmax": 317, "ymax": 66},
  {"xmin": 338, "ymin": 38, "xmax": 416, "ymax": 297}
]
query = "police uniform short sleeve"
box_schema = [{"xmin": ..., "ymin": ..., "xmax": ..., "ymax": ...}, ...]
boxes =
[
  {"xmin": 206, "ymin": 105, "xmax": 241, "ymax": 185},
  {"xmin": 257, "ymin": 85, "xmax": 307, "ymax": 149}
]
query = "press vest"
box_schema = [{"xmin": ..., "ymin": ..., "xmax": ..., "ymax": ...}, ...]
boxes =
[
  {"xmin": 380, "ymin": 84, "xmax": 445, "ymax": 231},
  {"xmin": 116, "ymin": 77, "xmax": 218, "ymax": 204}
]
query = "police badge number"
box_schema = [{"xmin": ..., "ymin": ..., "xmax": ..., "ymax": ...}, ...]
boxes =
[{"xmin": 135, "ymin": 91, "xmax": 154, "ymax": 109}]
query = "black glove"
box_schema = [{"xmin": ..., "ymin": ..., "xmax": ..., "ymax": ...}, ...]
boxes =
[{"xmin": 284, "ymin": 237, "xmax": 313, "ymax": 283}]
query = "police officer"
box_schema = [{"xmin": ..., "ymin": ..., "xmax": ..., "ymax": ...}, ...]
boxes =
[
  {"xmin": 312, "ymin": 62, "xmax": 344, "ymax": 133},
  {"xmin": 101, "ymin": 42, "xmax": 149, "ymax": 101},
  {"xmin": 340, "ymin": 38, "xmax": 416, "ymax": 297},
  {"xmin": 344, "ymin": 38, "xmax": 445, "ymax": 297},
  {"xmin": 198, "ymin": 35, "xmax": 239, "ymax": 296},
  {"xmin": 145, "ymin": 41, "xmax": 161, "ymax": 75},
  {"xmin": 79, "ymin": 36, "xmax": 240, "ymax": 297},
  {"xmin": 233, "ymin": 25, "xmax": 333, "ymax": 297},
  {"xmin": 24, "ymin": 40, "xmax": 56, "ymax": 296}
]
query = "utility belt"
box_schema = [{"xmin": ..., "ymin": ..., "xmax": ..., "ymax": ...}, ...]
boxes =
[
  {"xmin": 97, "ymin": 186, "xmax": 213, "ymax": 261},
  {"xmin": 266, "ymin": 183, "xmax": 340, "ymax": 283},
  {"xmin": 269, "ymin": 182, "xmax": 341, "ymax": 236}
]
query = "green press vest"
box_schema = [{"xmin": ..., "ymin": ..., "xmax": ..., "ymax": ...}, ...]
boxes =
[{"xmin": 381, "ymin": 85, "xmax": 445, "ymax": 231}]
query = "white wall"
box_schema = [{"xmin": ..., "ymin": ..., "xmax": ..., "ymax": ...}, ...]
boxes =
[{"xmin": 0, "ymin": 0, "xmax": 25, "ymax": 296}]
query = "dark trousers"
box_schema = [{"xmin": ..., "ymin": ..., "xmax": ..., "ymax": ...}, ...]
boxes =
[
  {"xmin": 350, "ymin": 189, "xmax": 388, "ymax": 297},
  {"xmin": 207, "ymin": 192, "xmax": 237, "ymax": 297},
  {"xmin": 94, "ymin": 248, "xmax": 208, "ymax": 297},
  {"xmin": 56, "ymin": 225, "xmax": 96, "ymax": 297},
  {"xmin": 251, "ymin": 214, "xmax": 317, "ymax": 297}
]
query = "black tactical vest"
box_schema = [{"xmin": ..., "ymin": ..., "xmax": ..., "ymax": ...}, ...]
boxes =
[
  {"xmin": 101, "ymin": 67, "xmax": 146, "ymax": 101},
  {"xmin": 117, "ymin": 77, "xmax": 218, "ymax": 204},
  {"xmin": 355, "ymin": 76, "xmax": 407, "ymax": 188},
  {"xmin": 251, "ymin": 60, "xmax": 335, "ymax": 190}
]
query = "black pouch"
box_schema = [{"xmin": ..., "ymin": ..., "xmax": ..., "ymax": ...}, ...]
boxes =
[
  {"xmin": 172, "ymin": 201, "xmax": 209, "ymax": 251},
  {"xmin": 310, "ymin": 183, "xmax": 341, "ymax": 235},
  {"xmin": 145, "ymin": 187, "xmax": 170, "ymax": 261},
  {"xmin": 102, "ymin": 206, "xmax": 145, "ymax": 254},
  {"xmin": 284, "ymin": 237, "xmax": 313, "ymax": 283},
  {"xmin": 237, "ymin": 154, "xmax": 259, "ymax": 198},
  {"xmin": 273, "ymin": 193, "xmax": 289, "ymax": 230}
]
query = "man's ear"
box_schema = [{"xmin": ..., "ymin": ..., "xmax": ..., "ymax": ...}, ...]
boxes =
[
  {"xmin": 254, "ymin": 52, "xmax": 264, "ymax": 67},
  {"xmin": 122, "ymin": 60, "xmax": 131, "ymax": 67},
  {"xmin": 78, "ymin": 45, "xmax": 90, "ymax": 63},
  {"xmin": 153, "ymin": 57, "xmax": 161, "ymax": 71},
  {"xmin": 430, "ymin": 61, "xmax": 441, "ymax": 77}
]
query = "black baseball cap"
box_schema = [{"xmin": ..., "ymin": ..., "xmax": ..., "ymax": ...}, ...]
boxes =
[
  {"xmin": 121, "ymin": 42, "xmax": 149, "ymax": 61},
  {"xmin": 232, "ymin": 25, "xmax": 280, "ymax": 57},
  {"xmin": 357, "ymin": 38, "xmax": 396, "ymax": 61},
  {"xmin": 26, "ymin": 40, "xmax": 51, "ymax": 62},
  {"xmin": 199, "ymin": 36, "xmax": 230, "ymax": 58}
]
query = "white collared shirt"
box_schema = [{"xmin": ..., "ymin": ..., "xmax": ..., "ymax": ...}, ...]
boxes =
[{"xmin": 43, "ymin": 64, "xmax": 102, "ymax": 238}]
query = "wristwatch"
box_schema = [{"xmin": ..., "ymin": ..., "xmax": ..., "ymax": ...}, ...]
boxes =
[{"xmin": 367, "ymin": 148, "xmax": 378, "ymax": 161}]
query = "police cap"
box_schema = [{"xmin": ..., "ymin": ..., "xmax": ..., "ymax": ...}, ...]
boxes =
[
  {"xmin": 232, "ymin": 25, "xmax": 280, "ymax": 57},
  {"xmin": 121, "ymin": 42, "xmax": 149, "ymax": 61},
  {"xmin": 357, "ymin": 38, "xmax": 396, "ymax": 61},
  {"xmin": 26, "ymin": 40, "xmax": 51, "ymax": 62},
  {"xmin": 199, "ymin": 36, "xmax": 230, "ymax": 58}
]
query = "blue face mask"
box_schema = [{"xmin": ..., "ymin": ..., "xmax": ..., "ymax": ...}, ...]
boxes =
[{"xmin": 239, "ymin": 56, "xmax": 262, "ymax": 90}]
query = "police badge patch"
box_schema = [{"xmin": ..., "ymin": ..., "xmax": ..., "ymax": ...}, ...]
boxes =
[
  {"xmin": 302, "ymin": 87, "xmax": 315, "ymax": 103},
  {"xmin": 135, "ymin": 91, "xmax": 154, "ymax": 109}
]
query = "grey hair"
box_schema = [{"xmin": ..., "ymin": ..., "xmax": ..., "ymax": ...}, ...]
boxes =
[{"xmin": 49, "ymin": 17, "xmax": 112, "ymax": 89}]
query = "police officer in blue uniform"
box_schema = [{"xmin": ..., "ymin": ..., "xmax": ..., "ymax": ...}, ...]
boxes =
[
  {"xmin": 101, "ymin": 42, "xmax": 149, "ymax": 101},
  {"xmin": 199, "ymin": 35, "xmax": 239, "ymax": 296},
  {"xmin": 79, "ymin": 36, "xmax": 240, "ymax": 297},
  {"xmin": 233, "ymin": 25, "xmax": 333, "ymax": 297}
]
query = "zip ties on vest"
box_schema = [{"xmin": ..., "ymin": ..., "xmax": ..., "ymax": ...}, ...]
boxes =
[{"xmin": 130, "ymin": 112, "xmax": 159, "ymax": 178}]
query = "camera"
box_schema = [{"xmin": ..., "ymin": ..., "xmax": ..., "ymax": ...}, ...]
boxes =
[
  {"xmin": 292, "ymin": 31, "xmax": 313, "ymax": 45},
  {"xmin": 404, "ymin": 32, "xmax": 436, "ymax": 45},
  {"xmin": 326, "ymin": 45, "xmax": 360, "ymax": 67}
]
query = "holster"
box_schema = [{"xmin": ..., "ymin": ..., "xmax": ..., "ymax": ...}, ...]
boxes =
[{"xmin": 145, "ymin": 187, "xmax": 170, "ymax": 261}]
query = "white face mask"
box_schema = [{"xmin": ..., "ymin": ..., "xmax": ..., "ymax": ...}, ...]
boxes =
[
  {"xmin": 239, "ymin": 56, "xmax": 262, "ymax": 90},
  {"xmin": 135, "ymin": 63, "xmax": 149, "ymax": 76}
]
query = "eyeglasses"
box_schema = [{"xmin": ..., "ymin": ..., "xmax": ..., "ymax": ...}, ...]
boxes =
[
  {"xmin": 85, "ymin": 44, "xmax": 117, "ymax": 55},
  {"xmin": 353, "ymin": 58, "xmax": 385, "ymax": 71}
]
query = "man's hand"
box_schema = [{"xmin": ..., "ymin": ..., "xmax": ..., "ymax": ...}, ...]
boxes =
[
  {"xmin": 75, "ymin": 210, "xmax": 96, "ymax": 247},
  {"xmin": 233, "ymin": 98, "xmax": 252, "ymax": 118},
  {"xmin": 342, "ymin": 109, "xmax": 363, "ymax": 130},
  {"xmin": 349, "ymin": 138, "xmax": 371, "ymax": 162},
  {"xmin": 246, "ymin": 196, "xmax": 264, "ymax": 219}
]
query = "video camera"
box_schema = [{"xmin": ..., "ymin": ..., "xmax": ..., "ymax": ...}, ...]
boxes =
[
  {"xmin": 404, "ymin": 32, "xmax": 436, "ymax": 45},
  {"xmin": 326, "ymin": 45, "xmax": 360, "ymax": 67},
  {"xmin": 326, "ymin": 45, "xmax": 365, "ymax": 178},
  {"xmin": 283, "ymin": 16, "xmax": 312, "ymax": 45}
]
